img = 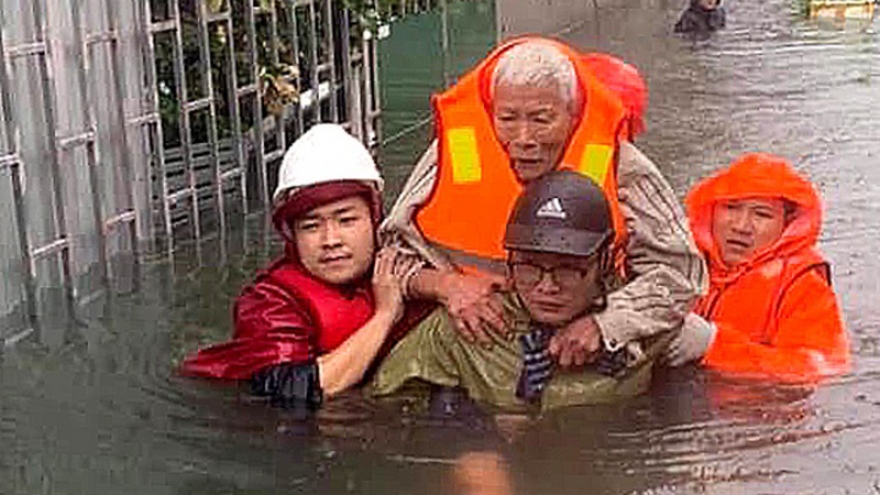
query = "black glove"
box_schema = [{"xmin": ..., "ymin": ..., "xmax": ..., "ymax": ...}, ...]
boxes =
[{"xmin": 251, "ymin": 361, "xmax": 323, "ymax": 413}]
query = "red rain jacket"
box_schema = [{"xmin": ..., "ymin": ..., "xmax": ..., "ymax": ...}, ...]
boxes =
[
  {"xmin": 180, "ymin": 245, "xmax": 430, "ymax": 380},
  {"xmin": 687, "ymin": 153, "xmax": 851, "ymax": 382}
]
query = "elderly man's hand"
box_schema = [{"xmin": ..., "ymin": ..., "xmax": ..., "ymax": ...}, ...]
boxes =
[
  {"xmin": 549, "ymin": 314, "xmax": 603, "ymax": 367},
  {"xmin": 439, "ymin": 271, "xmax": 508, "ymax": 344},
  {"xmin": 665, "ymin": 313, "xmax": 717, "ymax": 367}
]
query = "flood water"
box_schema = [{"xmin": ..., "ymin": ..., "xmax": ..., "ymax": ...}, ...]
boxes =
[{"xmin": 3, "ymin": 0, "xmax": 880, "ymax": 494}]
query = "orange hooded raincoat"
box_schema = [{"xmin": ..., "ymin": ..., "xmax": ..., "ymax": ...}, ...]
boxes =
[{"xmin": 687, "ymin": 153, "xmax": 851, "ymax": 382}]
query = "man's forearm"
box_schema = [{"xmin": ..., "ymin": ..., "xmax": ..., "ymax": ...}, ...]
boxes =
[
  {"xmin": 593, "ymin": 267, "xmax": 695, "ymax": 351},
  {"xmin": 407, "ymin": 267, "xmax": 450, "ymax": 302},
  {"xmin": 317, "ymin": 309, "xmax": 399, "ymax": 396},
  {"xmin": 598, "ymin": 142, "xmax": 706, "ymax": 351}
]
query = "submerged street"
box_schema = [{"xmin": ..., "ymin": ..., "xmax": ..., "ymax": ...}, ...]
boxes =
[{"xmin": 2, "ymin": 0, "xmax": 880, "ymax": 493}]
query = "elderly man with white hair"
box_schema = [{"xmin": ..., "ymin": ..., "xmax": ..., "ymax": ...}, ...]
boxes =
[{"xmin": 381, "ymin": 36, "xmax": 706, "ymax": 381}]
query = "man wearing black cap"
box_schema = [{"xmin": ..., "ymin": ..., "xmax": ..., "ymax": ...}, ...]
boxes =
[{"xmin": 370, "ymin": 171, "xmax": 673, "ymax": 412}]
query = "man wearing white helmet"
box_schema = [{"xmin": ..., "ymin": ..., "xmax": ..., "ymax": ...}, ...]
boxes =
[{"xmin": 181, "ymin": 124, "xmax": 428, "ymax": 410}]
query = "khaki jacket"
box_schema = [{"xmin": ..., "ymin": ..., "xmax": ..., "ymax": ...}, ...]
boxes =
[{"xmin": 369, "ymin": 293, "xmax": 673, "ymax": 412}]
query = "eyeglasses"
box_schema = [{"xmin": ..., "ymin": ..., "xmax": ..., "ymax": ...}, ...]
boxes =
[{"xmin": 509, "ymin": 262, "xmax": 592, "ymax": 289}]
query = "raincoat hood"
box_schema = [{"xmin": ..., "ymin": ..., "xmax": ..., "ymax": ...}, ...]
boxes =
[{"xmin": 686, "ymin": 153, "xmax": 823, "ymax": 280}]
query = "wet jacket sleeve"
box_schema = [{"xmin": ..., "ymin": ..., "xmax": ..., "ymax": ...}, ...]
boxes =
[
  {"xmin": 179, "ymin": 275, "xmax": 318, "ymax": 380},
  {"xmin": 379, "ymin": 139, "xmax": 457, "ymax": 278},
  {"xmin": 251, "ymin": 361, "xmax": 323, "ymax": 412},
  {"xmin": 592, "ymin": 142, "xmax": 708, "ymax": 352},
  {"xmin": 702, "ymin": 269, "xmax": 851, "ymax": 382}
]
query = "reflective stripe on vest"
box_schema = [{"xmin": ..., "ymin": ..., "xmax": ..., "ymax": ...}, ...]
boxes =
[{"xmin": 415, "ymin": 37, "xmax": 628, "ymax": 270}]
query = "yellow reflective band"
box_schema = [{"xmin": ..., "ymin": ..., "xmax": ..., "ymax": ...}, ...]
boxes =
[
  {"xmin": 579, "ymin": 144, "xmax": 613, "ymax": 186},
  {"xmin": 446, "ymin": 127, "xmax": 481, "ymax": 184}
]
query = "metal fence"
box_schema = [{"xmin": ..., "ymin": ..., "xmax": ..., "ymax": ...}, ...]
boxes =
[{"xmin": 0, "ymin": 0, "xmax": 381, "ymax": 346}]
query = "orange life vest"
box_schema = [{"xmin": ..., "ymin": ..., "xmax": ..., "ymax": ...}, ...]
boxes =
[
  {"xmin": 415, "ymin": 37, "xmax": 629, "ymax": 273},
  {"xmin": 695, "ymin": 249, "xmax": 829, "ymax": 346},
  {"xmin": 696, "ymin": 248, "xmax": 850, "ymax": 382}
]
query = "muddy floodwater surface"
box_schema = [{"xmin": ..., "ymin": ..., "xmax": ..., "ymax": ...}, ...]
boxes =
[{"xmin": 2, "ymin": 0, "xmax": 880, "ymax": 494}]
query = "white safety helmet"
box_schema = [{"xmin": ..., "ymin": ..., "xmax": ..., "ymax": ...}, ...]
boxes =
[{"xmin": 272, "ymin": 123, "xmax": 383, "ymax": 204}]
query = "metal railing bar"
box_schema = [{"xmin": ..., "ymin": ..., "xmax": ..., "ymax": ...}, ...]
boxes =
[
  {"xmin": 103, "ymin": 0, "xmax": 142, "ymax": 285},
  {"xmin": 244, "ymin": 0, "xmax": 268, "ymax": 207},
  {"xmin": 138, "ymin": 0, "xmax": 171, "ymax": 247},
  {"xmin": 33, "ymin": 0, "xmax": 78, "ymax": 321},
  {"xmin": 69, "ymin": 0, "xmax": 111, "ymax": 289},
  {"xmin": 104, "ymin": 210, "xmax": 137, "ymax": 230},
  {"xmin": 206, "ymin": 12, "xmax": 231, "ymax": 23},
  {"xmin": 307, "ymin": 0, "xmax": 321, "ymax": 121},
  {"xmin": 57, "ymin": 131, "xmax": 96, "ymax": 150},
  {"xmin": 148, "ymin": 20, "xmax": 178, "ymax": 33},
  {"xmin": 31, "ymin": 238, "xmax": 70, "ymax": 260},
  {"xmin": 127, "ymin": 112, "xmax": 160, "ymax": 126},
  {"xmin": 169, "ymin": 0, "xmax": 201, "ymax": 244},
  {"xmin": 3, "ymin": 327, "xmax": 35, "ymax": 348},
  {"xmin": 236, "ymin": 83, "xmax": 259, "ymax": 96},
  {"xmin": 268, "ymin": 0, "xmax": 286, "ymax": 162},
  {"xmin": 0, "ymin": 5, "xmax": 38, "ymax": 332},
  {"xmin": 323, "ymin": 0, "xmax": 338, "ymax": 121},
  {"xmin": 287, "ymin": 0, "xmax": 306, "ymax": 134},
  {"xmin": 370, "ymin": 36, "xmax": 382, "ymax": 146},
  {"xmin": 85, "ymin": 31, "xmax": 117, "ymax": 45},
  {"xmin": 361, "ymin": 35, "xmax": 375, "ymax": 146},
  {"xmin": 166, "ymin": 188, "xmax": 194, "ymax": 204},
  {"xmin": 183, "ymin": 97, "xmax": 213, "ymax": 112},
  {"xmin": 8, "ymin": 165, "xmax": 37, "ymax": 329},
  {"xmin": 0, "ymin": 153, "xmax": 19, "ymax": 170},
  {"xmin": 195, "ymin": 0, "xmax": 227, "ymax": 237},
  {"xmin": 76, "ymin": 286, "xmax": 108, "ymax": 308},
  {"xmin": 339, "ymin": 7, "xmax": 354, "ymax": 136},
  {"xmin": 264, "ymin": 148, "xmax": 285, "ymax": 163},
  {"xmin": 298, "ymin": 81, "xmax": 332, "ymax": 110},
  {"xmin": 162, "ymin": 140, "xmax": 236, "ymax": 161},
  {"xmin": 268, "ymin": 0, "xmax": 280, "ymax": 67},
  {"xmin": 5, "ymin": 42, "xmax": 48, "ymax": 59},
  {"xmin": 220, "ymin": 167, "xmax": 242, "ymax": 181},
  {"xmin": 0, "ymin": 18, "xmax": 14, "ymax": 152},
  {"xmin": 215, "ymin": 12, "xmax": 247, "ymax": 215}
]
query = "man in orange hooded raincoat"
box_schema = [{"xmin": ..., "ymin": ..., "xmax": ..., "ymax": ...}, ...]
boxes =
[{"xmin": 666, "ymin": 153, "xmax": 851, "ymax": 382}]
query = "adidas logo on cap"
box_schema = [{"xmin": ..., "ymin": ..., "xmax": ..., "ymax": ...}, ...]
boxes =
[{"xmin": 535, "ymin": 197, "xmax": 566, "ymax": 219}]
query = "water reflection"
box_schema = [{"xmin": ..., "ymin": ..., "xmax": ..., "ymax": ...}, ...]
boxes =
[{"xmin": 3, "ymin": 0, "xmax": 880, "ymax": 493}]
